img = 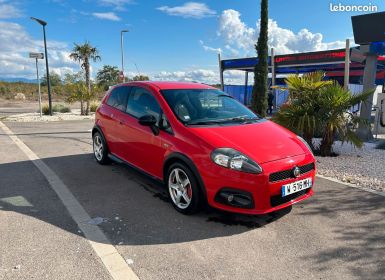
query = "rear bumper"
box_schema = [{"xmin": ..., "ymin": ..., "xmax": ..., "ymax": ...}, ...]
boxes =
[{"xmin": 198, "ymin": 153, "xmax": 316, "ymax": 215}]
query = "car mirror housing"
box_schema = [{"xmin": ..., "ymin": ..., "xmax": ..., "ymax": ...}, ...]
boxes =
[{"xmin": 138, "ymin": 115, "xmax": 160, "ymax": 135}]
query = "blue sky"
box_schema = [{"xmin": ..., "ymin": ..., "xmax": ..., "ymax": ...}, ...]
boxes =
[{"xmin": 1, "ymin": 0, "xmax": 384, "ymax": 83}]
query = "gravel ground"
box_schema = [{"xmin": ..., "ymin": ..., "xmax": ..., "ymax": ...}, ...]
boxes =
[
  {"xmin": 315, "ymin": 140, "xmax": 385, "ymax": 193},
  {"xmin": 3, "ymin": 110, "xmax": 95, "ymax": 122}
]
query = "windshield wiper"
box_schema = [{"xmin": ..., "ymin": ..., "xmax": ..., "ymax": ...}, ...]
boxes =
[
  {"xmin": 230, "ymin": 116, "xmax": 260, "ymax": 123},
  {"xmin": 187, "ymin": 120, "xmax": 224, "ymax": 126},
  {"xmin": 187, "ymin": 116, "xmax": 259, "ymax": 126},
  {"xmin": 217, "ymin": 94, "xmax": 234, "ymax": 98}
]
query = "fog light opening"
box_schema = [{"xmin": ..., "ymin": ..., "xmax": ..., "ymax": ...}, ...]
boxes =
[{"xmin": 215, "ymin": 188, "xmax": 254, "ymax": 209}]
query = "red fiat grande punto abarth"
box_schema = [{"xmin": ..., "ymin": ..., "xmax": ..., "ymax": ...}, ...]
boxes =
[{"xmin": 92, "ymin": 81, "xmax": 315, "ymax": 215}]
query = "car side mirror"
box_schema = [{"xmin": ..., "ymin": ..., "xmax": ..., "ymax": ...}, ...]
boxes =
[{"xmin": 138, "ymin": 115, "xmax": 160, "ymax": 135}]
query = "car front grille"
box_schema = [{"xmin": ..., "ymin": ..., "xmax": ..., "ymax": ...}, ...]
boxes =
[
  {"xmin": 269, "ymin": 162, "xmax": 315, "ymax": 183},
  {"xmin": 270, "ymin": 189, "xmax": 309, "ymax": 207}
]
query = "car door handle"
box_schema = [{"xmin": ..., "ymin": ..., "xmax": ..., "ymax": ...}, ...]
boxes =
[{"xmin": 110, "ymin": 113, "xmax": 114, "ymax": 118}]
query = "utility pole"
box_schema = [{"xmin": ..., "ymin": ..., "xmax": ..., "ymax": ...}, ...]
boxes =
[{"xmin": 31, "ymin": 17, "xmax": 52, "ymax": 116}]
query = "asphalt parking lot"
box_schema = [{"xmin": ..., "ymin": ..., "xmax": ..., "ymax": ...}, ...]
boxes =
[{"xmin": 1, "ymin": 119, "xmax": 384, "ymax": 280}]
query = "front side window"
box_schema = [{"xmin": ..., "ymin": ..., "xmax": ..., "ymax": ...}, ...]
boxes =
[
  {"xmin": 106, "ymin": 86, "xmax": 129, "ymax": 111},
  {"xmin": 161, "ymin": 89, "xmax": 259, "ymax": 125},
  {"xmin": 126, "ymin": 87, "xmax": 160, "ymax": 121}
]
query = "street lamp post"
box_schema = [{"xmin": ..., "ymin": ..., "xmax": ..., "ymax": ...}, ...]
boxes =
[
  {"xmin": 120, "ymin": 30, "xmax": 129, "ymax": 82},
  {"xmin": 31, "ymin": 17, "xmax": 52, "ymax": 116}
]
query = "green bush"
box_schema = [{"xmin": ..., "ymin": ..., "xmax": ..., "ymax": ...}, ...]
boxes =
[
  {"xmin": 41, "ymin": 104, "xmax": 71, "ymax": 115},
  {"xmin": 90, "ymin": 101, "xmax": 100, "ymax": 112},
  {"xmin": 42, "ymin": 104, "xmax": 50, "ymax": 115},
  {"xmin": 53, "ymin": 104, "xmax": 71, "ymax": 113}
]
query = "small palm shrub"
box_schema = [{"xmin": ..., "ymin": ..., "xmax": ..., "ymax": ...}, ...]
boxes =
[
  {"xmin": 318, "ymin": 82, "xmax": 373, "ymax": 156},
  {"xmin": 273, "ymin": 72, "xmax": 332, "ymax": 150},
  {"xmin": 273, "ymin": 72, "xmax": 373, "ymax": 156}
]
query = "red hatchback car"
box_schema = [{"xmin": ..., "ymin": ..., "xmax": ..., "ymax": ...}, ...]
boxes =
[{"xmin": 93, "ymin": 81, "xmax": 315, "ymax": 215}]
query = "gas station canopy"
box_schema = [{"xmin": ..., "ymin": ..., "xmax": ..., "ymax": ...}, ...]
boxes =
[{"xmin": 220, "ymin": 48, "xmax": 385, "ymax": 85}]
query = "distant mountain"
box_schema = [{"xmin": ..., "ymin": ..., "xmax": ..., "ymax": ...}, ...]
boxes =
[{"xmin": 0, "ymin": 77, "xmax": 37, "ymax": 83}]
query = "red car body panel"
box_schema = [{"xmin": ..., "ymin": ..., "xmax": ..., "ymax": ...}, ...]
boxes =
[
  {"xmin": 95, "ymin": 81, "xmax": 315, "ymax": 215},
  {"xmin": 189, "ymin": 121, "xmax": 307, "ymax": 164}
]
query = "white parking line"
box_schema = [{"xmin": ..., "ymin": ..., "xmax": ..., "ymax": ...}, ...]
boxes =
[{"xmin": 0, "ymin": 121, "xmax": 140, "ymax": 280}]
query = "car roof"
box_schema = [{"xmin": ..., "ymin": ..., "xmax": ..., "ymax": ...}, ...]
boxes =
[{"xmin": 118, "ymin": 81, "xmax": 216, "ymax": 90}]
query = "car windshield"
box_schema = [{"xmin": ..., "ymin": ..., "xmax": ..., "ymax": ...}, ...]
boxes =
[{"xmin": 161, "ymin": 89, "xmax": 260, "ymax": 125}]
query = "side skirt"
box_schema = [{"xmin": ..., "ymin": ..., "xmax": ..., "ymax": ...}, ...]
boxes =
[{"xmin": 107, "ymin": 153, "xmax": 164, "ymax": 188}]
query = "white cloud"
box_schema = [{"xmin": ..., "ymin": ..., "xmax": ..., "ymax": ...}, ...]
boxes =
[
  {"xmin": 0, "ymin": 2, "xmax": 22, "ymax": 19},
  {"xmin": 199, "ymin": 40, "xmax": 221, "ymax": 54},
  {"xmin": 92, "ymin": 12, "xmax": 121, "ymax": 21},
  {"xmin": 151, "ymin": 69, "xmax": 246, "ymax": 85},
  {"xmin": 98, "ymin": 0, "xmax": 134, "ymax": 11},
  {"xmin": 218, "ymin": 10, "xmax": 255, "ymax": 53},
  {"xmin": 0, "ymin": 21, "xmax": 79, "ymax": 79},
  {"xmin": 265, "ymin": 20, "xmax": 346, "ymax": 54},
  {"xmin": 218, "ymin": 9, "xmax": 346, "ymax": 56},
  {"xmin": 153, "ymin": 69, "xmax": 217, "ymax": 83},
  {"xmin": 157, "ymin": 2, "xmax": 216, "ymax": 19},
  {"xmin": 225, "ymin": 45, "xmax": 239, "ymax": 57}
]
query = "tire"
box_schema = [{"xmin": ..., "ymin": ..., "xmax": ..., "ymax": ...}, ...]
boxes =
[
  {"xmin": 92, "ymin": 131, "xmax": 110, "ymax": 165},
  {"xmin": 167, "ymin": 162, "xmax": 201, "ymax": 215}
]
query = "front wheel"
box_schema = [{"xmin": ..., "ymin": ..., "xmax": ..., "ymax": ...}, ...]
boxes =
[
  {"xmin": 167, "ymin": 163, "xmax": 201, "ymax": 215},
  {"xmin": 93, "ymin": 131, "xmax": 110, "ymax": 165}
]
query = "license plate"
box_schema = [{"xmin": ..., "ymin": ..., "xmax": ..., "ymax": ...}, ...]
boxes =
[{"xmin": 281, "ymin": 178, "xmax": 312, "ymax": 197}]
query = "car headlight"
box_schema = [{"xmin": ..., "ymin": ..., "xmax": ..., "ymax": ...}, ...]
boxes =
[
  {"xmin": 211, "ymin": 148, "xmax": 262, "ymax": 174},
  {"xmin": 296, "ymin": 136, "xmax": 313, "ymax": 155}
]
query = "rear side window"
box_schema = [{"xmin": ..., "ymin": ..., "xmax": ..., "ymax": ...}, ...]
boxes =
[
  {"xmin": 126, "ymin": 87, "xmax": 160, "ymax": 121},
  {"xmin": 107, "ymin": 86, "xmax": 129, "ymax": 111}
]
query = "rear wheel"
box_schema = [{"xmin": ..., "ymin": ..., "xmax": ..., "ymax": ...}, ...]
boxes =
[
  {"xmin": 167, "ymin": 163, "xmax": 200, "ymax": 214},
  {"xmin": 93, "ymin": 131, "xmax": 110, "ymax": 165}
]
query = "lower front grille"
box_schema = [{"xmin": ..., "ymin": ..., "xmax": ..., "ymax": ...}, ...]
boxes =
[
  {"xmin": 269, "ymin": 162, "xmax": 315, "ymax": 183},
  {"xmin": 270, "ymin": 189, "xmax": 309, "ymax": 207}
]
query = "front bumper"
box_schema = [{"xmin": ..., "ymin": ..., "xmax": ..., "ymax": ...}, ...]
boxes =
[{"xmin": 199, "ymin": 153, "xmax": 315, "ymax": 215}]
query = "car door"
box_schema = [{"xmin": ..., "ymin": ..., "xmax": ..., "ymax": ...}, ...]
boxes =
[
  {"xmin": 103, "ymin": 86, "xmax": 130, "ymax": 157},
  {"xmin": 121, "ymin": 86, "xmax": 170, "ymax": 178}
]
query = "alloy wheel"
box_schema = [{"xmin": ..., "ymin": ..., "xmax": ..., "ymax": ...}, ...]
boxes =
[
  {"xmin": 168, "ymin": 168, "xmax": 192, "ymax": 209},
  {"xmin": 93, "ymin": 134, "xmax": 103, "ymax": 161}
]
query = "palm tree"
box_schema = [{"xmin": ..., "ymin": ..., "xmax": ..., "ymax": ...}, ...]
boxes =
[
  {"xmin": 318, "ymin": 82, "xmax": 373, "ymax": 156},
  {"xmin": 273, "ymin": 72, "xmax": 332, "ymax": 149},
  {"xmin": 69, "ymin": 41, "xmax": 101, "ymax": 115}
]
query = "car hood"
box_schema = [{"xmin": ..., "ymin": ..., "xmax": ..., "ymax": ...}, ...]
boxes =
[{"xmin": 189, "ymin": 120, "xmax": 307, "ymax": 164}]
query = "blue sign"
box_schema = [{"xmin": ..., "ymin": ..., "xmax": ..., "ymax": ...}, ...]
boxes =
[{"xmin": 370, "ymin": 41, "xmax": 385, "ymax": 55}]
